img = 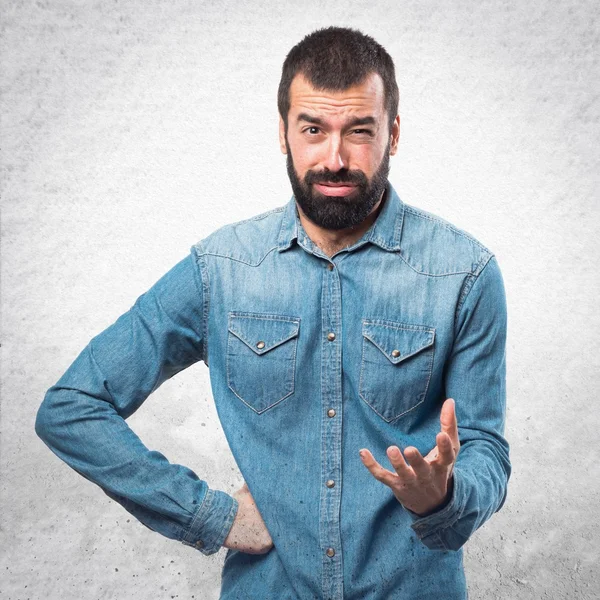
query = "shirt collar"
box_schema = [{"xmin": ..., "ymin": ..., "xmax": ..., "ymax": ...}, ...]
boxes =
[{"xmin": 277, "ymin": 181, "xmax": 405, "ymax": 253}]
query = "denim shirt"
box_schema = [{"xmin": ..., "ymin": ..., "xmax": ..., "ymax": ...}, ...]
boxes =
[{"xmin": 36, "ymin": 183, "xmax": 510, "ymax": 600}]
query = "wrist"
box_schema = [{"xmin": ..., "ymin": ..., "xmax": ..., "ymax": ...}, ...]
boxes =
[{"xmin": 410, "ymin": 473, "xmax": 455, "ymax": 518}]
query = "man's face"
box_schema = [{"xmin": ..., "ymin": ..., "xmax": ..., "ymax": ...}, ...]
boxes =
[{"xmin": 280, "ymin": 72, "xmax": 399, "ymax": 230}]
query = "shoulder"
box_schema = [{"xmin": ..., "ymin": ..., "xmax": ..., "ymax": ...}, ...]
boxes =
[
  {"xmin": 192, "ymin": 205, "xmax": 286, "ymax": 266},
  {"xmin": 400, "ymin": 202, "xmax": 494, "ymax": 277}
]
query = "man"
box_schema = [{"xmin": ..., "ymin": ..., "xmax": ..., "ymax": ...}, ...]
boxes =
[{"xmin": 36, "ymin": 27, "xmax": 510, "ymax": 600}]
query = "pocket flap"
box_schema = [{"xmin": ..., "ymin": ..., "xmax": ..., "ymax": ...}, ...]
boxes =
[
  {"xmin": 228, "ymin": 312, "xmax": 300, "ymax": 355},
  {"xmin": 362, "ymin": 319, "xmax": 435, "ymax": 364}
]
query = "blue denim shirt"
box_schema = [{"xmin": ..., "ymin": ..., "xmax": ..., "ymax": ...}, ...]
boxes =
[{"xmin": 36, "ymin": 183, "xmax": 510, "ymax": 599}]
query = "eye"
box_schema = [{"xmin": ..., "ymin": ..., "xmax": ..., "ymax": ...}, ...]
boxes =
[
  {"xmin": 351, "ymin": 128, "xmax": 373, "ymax": 136},
  {"xmin": 304, "ymin": 126, "xmax": 321, "ymax": 135}
]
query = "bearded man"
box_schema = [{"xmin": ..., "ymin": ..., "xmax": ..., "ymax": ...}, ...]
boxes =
[{"xmin": 36, "ymin": 26, "xmax": 510, "ymax": 600}]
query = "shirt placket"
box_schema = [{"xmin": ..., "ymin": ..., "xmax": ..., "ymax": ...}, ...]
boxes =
[{"xmin": 319, "ymin": 258, "xmax": 344, "ymax": 600}]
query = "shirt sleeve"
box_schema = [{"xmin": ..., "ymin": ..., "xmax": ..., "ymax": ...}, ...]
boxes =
[
  {"xmin": 408, "ymin": 254, "xmax": 511, "ymax": 551},
  {"xmin": 34, "ymin": 250, "xmax": 238, "ymax": 556}
]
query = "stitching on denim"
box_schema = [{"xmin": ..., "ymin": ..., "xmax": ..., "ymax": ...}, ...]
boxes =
[
  {"xmin": 388, "ymin": 332, "xmax": 435, "ymax": 424},
  {"xmin": 456, "ymin": 273, "xmax": 476, "ymax": 317},
  {"xmin": 433, "ymin": 531, "xmax": 448, "ymax": 550},
  {"xmin": 228, "ymin": 328, "xmax": 299, "ymax": 354},
  {"xmin": 229, "ymin": 312, "xmax": 301, "ymax": 323},
  {"xmin": 318, "ymin": 265, "xmax": 329, "ymax": 588},
  {"xmin": 358, "ymin": 348, "xmax": 426, "ymax": 422},
  {"xmin": 182, "ymin": 487, "xmax": 212, "ymax": 545},
  {"xmin": 358, "ymin": 320, "xmax": 436, "ymax": 423},
  {"xmin": 196, "ymin": 245, "xmax": 279, "ymax": 267},
  {"xmin": 362, "ymin": 319, "xmax": 435, "ymax": 363},
  {"xmin": 454, "ymin": 254, "xmax": 494, "ymax": 332},
  {"xmin": 394, "ymin": 201, "xmax": 405, "ymax": 248},
  {"xmin": 214, "ymin": 494, "xmax": 238, "ymax": 551},
  {"xmin": 192, "ymin": 245, "xmax": 211, "ymax": 366},
  {"xmin": 226, "ymin": 314, "xmax": 300, "ymax": 414},
  {"xmin": 334, "ymin": 252, "xmax": 351, "ymax": 266},
  {"xmin": 397, "ymin": 251, "xmax": 476, "ymax": 277},
  {"xmin": 226, "ymin": 353, "xmax": 297, "ymax": 414},
  {"xmin": 414, "ymin": 527, "xmax": 446, "ymax": 549},
  {"xmin": 277, "ymin": 201, "xmax": 297, "ymax": 249},
  {"xmin": 226, "ymin": 330, "xmax": 260, "ymax": 413},
  {"xmin": 403, "ymin": 205, "xmax": 491, "ymax": 254},
  {"xmin": 227, "ymin": 312, "xmax": 301, "ymax": 354},
  {"xmin": 329, "ymin": 266, "xmax": 344, "ymax": 596},
  {"xmin": 359, "ymin": 189, "xmax": 404, "ymax": 251},
  {"xmin": 363, "ymin": 318, "xmax": 436, "ymax": 333},
  {"xmin": 368, "ymin": 233, "xmax": 399, "ymax": 251},
  {"xmin": 362, "ymin": 333, "xmax": 433, "ymax": 365},
  {"xmin": 245, "ymin": 206, "xmax": 286, "ymax": 222}
]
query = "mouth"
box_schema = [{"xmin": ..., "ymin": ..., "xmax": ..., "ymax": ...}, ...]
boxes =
[{"xmin": 313, "ymin": 183, "xmax": 358, "ymax": 197}]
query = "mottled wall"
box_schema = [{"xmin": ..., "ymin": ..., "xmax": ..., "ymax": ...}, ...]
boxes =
[{"xmin": 1, "ymin": 1, "xmax": 598, "ymax": 599}]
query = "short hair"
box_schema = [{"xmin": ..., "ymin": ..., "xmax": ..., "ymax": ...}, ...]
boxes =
[{"xmin": 278, "ymin": 26, "xmax": 399, "ymax": 134}]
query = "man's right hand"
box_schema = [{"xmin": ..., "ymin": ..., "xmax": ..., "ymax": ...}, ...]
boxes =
[{"xmin": 223, "ymin": 482, "xmax": 273, "ymax": 555}]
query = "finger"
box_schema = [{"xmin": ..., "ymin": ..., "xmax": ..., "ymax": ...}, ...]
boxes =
[
  {"xmin": 423, "ymin": 444, "xmax": 439, "ymax": 462},
  {"xmin": 386, "ymin": 445, "xmax": 414, "ymax": 479},
  {"xmin": 402, "ymin": 446, "xmax": 430, "ymax": 478},
  {"xmin": 440, "ymin": 398, "xmax": 460, "ymax": 450},
  {"xmin": 435, "ymin": 432, "xmax": 456, "ymax": 467},
  {"xmin": 359, "ymin": 448, "xmax": 397, "ymax": 487}
]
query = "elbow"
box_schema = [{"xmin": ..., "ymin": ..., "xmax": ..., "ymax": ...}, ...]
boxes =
[
  {"xmin": 35, "ymin": 386, "xmax": 64, "ymax": 446},
  {"xmin": 35, "ymin": 389, "xmax": 55, "ymax": 444}
]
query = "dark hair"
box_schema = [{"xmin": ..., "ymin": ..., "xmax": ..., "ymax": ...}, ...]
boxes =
[{"xmin": 278, "ymin": 26, "xmax": 399, "ymax": 134}]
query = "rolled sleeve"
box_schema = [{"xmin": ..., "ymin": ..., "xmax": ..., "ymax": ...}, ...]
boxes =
[
  {"xmin": 406, "ymin": 470, "xmax": 465, "ymax": 549},
  {"xmin": 181, "ymin": 489, "xmax": 239, "ymax": 555}
]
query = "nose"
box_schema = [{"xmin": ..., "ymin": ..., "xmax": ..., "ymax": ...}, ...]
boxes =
[{"xmin": 320, "ymin": 134, "xmax": 349, "ymax": 172}]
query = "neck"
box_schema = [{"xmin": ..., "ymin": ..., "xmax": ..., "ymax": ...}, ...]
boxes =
[{"xmin": 296, "ymin": 190, "xmax": 386, "ymax": 258}]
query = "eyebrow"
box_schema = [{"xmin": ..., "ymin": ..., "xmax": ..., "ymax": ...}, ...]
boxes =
[{"xmin": 296, "ymin": 113, "xmax": 377, "ymax": 128}]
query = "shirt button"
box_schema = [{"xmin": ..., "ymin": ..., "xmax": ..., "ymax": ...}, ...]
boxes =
[
  {"xmin": 326, "ymin": 547, "xmax": 335, "ymax": 557},
  {"xmin": 327, "ymin": 332, "xmax": 336, "ymax": 341},
  {"xmin": 327, "ymin": 263, "xmax": 334, "ymax": 271},
  {"xmin": 326, "ymin": 479, "xmax": 335, "ymax": 488},
  {"xmin": 391, "ymin": 349, "xmax": 401, "ymax": 358},
  {"xmin": 195, "ymin": 540, "xmax": 204, "ymax": 549},
  {"xmin": 327, "ymin": 409, "xmax": 336, "ymax": 418},
  {"xmin": 256, "ymin": 341, "xmax": 265, "ymax": 349}
]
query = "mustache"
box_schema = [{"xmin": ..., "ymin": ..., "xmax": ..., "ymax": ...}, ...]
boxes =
[{"xmin": 304, "ymin": 168, "xmax": 368, "ymax": 186}]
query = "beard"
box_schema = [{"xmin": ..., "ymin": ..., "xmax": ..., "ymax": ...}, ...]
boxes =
[{"xmin": 285, "ymin": 139, "xmax": 391, "ymax": 230}]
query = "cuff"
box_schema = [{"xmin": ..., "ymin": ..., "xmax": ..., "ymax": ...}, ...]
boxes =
[
  {"xmin": 181, "ymin": 488, "xmax": 239, "ymax": 556},
  {"xmin": 406, "ymin": 470, "xmax": 464, "ymax": 549}
]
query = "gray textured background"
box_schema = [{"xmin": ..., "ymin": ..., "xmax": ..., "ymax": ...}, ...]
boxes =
[{"xmin": 1, "ymin": 1, "xmax": 599, "ymax": 599}]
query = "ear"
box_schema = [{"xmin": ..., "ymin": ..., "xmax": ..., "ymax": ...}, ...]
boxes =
[
  {"xmin": 278, "ymin": 116, "xmax": 288, "ymax": 155},
  {"xmin": 389, "ymin": 115, "xmax": 400, "ymax": 156}
]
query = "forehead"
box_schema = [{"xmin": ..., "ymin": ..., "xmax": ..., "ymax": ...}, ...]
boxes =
[{"xmin": 288, "ymin": 72, "xmax": 386, "ymax": 121}]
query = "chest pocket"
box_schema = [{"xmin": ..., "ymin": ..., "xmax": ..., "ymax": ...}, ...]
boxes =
[
  {"xmin": 359, "ymin": 319, "xmax": 435, "ymax": 423},
  {"xmin": 227, "ymin": 312, "xmax": 300, "ymax": 414}
]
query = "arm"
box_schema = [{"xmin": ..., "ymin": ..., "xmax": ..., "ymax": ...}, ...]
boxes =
[
  {"xmin": 408, "ymin": 254, "xmax": 511, "ymax": 550},
  {"xmin": 361, "ymin": 255, "xmax": 511, "ymax": 551},
  {"xmin": 34, "ymin": 250, "xmax": 237, "ymax": 555}
]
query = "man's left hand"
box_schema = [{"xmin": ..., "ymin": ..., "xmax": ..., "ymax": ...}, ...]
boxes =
[{"xmin": 359, "ymin": 398, "xmax": 460, "ymax": 517}]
